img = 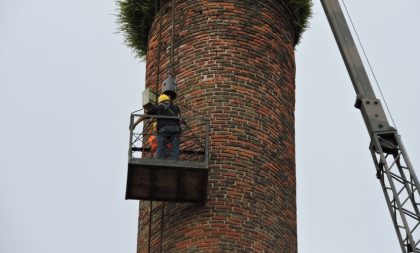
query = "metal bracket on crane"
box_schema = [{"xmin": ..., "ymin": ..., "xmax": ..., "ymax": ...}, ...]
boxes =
[{"xmin": 321, "ymin": 0, "xmax": 420, "ymax": 252}]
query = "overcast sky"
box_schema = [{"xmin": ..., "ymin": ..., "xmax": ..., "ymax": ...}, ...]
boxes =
[{"xmin": 1, "ymin": 1, "xmax": 419, "ymax": 252}]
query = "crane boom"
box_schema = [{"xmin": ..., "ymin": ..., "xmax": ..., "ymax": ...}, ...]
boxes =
[{"xmin": 321, "ymin": 0, "xmax": 420, "ymax": 252}]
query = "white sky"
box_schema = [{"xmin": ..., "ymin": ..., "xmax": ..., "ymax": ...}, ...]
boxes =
[{"xmin": 0, "ymin": 1, "xmax": 419, "ymax": 252}]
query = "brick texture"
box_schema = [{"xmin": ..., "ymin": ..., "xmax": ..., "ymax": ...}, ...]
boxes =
[{"xmin": 139, "ymin": 0, "xmax": 297, "ymax": 252}]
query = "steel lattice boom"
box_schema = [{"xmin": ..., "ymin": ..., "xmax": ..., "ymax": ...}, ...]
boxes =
[
  {"xmin": 371, "ymin": 131, "xmax": 420, "ymax": 252},
  {"xmin": 321, "ymin": 0, "xmax": 420, "ymax": 252}
]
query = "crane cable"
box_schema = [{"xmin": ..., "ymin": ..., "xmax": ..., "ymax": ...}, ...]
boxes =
[
  {"xmin": 169, "ymin": 0, "xmax": 176, "ymax": 78},
  {"xmin": 155, "ymin": 0, "xmax": 163, "ymax": 103},
  {"xmin": 148, "ymin": 201, "xmax": 152, "ymax": 253},
  {"xmin": 159, "ymin": 202, "xmax": 165, "ymax": 253},
  {"xmin": 147, "ymin": 2, "xmax": 163, "ymax": 251},
  {"xmin": 341, "ymin": 0, "xmax": 398, "ymax": 129}
]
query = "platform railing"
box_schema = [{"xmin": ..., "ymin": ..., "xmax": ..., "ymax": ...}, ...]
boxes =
[{"xmin": 128, "ymin": 113, "xmax": 209, "ymax": 167}]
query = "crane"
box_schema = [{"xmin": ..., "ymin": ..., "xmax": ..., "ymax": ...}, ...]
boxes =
[{"xmin": 321, "ymin": 0, "xmax": 420, "ymax": 252}]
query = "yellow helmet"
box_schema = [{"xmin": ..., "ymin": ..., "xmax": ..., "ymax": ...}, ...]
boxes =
[{"xmin": 158, "ymin": 94, "xmax": 170, "ymax": 103}]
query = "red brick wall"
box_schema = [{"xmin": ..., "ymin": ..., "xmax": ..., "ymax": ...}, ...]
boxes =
[{"xmin": 139, "ymin": 0, "xmax": 297, "ymax": 252}]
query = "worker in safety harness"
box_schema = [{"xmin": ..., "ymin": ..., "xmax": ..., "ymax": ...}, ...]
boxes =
[{"xmin": 133, "ymin": 94, "xmax": 182, "ymax": 160}]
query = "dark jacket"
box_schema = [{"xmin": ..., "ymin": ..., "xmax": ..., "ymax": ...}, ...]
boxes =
[{"xmin": 147, "ymin": 103, "xmax": 181, "ymax": 131}]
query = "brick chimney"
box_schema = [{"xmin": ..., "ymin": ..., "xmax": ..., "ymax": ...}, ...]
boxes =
[{"xmin": 139, "ymin": 1, "xmax": 297, "ymax": 251}]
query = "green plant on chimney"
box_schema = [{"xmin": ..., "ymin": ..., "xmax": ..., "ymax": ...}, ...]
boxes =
[{"xmin": 116, "ymin": 0, "xmax": 312, "ymax": 58}]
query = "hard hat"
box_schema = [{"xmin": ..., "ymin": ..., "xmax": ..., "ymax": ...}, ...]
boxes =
[{"xmin": 158, "ymin": 94, "xmax": 170, "ymax": 103}]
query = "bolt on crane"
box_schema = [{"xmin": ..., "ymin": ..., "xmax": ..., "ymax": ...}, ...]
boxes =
[{"xmin": 321, "ymin": 0, "xmax": 420, "ymax": 252}]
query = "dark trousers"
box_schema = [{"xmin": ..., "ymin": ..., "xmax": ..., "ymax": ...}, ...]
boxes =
[{"xmin": 156, "ymin": 125, "xmax": 180, "ymax": 160}]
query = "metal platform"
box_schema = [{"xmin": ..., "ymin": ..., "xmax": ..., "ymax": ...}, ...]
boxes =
[
  {"xmin": 126, "ymin": 158, "xmax": 208, "ymax": 202},
  {"xmin": 125, "ymin": 114, "xmax": 209, "ymax": 202}
]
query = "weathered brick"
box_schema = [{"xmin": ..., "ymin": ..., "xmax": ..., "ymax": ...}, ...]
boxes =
[{"xmin": 139, "ymin": 0, "xmax": 297, "ymax": 252}]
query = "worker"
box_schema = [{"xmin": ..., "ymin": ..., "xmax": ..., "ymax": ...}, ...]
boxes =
[
  {"xmin": 147, "ymin": 135, "xmax": 158, "ymax": 155},
  {"xmin": 147, "ymin": 121, "xmax": 159, "ymax": 155},
  {"xmin": 146, "ymin": 122, "xmax": 172, "ymax": 158},
  {"xmin": 150, "ymin": 94, "xmax": 181, "ymax": 160},
  {"xmin": 132, "ymin": 94, "xmax": 182, "ymax": 160}
]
